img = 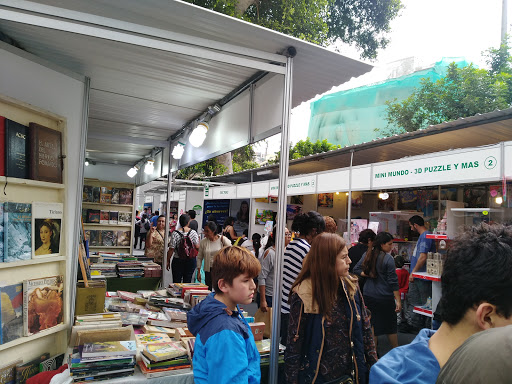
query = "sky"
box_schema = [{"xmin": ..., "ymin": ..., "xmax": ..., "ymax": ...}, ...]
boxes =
[{"xmin": 257, "ymin": 0, "xmax": 510, "ymax": 158}]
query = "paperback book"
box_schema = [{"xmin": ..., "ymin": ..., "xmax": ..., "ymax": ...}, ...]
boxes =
[
  {"xmin": 0, "ymin": 359, "xmax": 22, "ymax": 384},
  {"xmin": 83, "ymin": 185, "xmax": 93, "ymax": 203},
  {"xmin": 88, "ymin": 230, "xmax": 100, "ymax": 246},
  {"xmin": 28, "ymin": 123, "xmax": 62, "ymax": 183},
  {"xmin": 135, "ymin": 333, "xmax": 173, "ymax": 346},
  {"xmin": 101, "ymin": 231, "xmax": 115, "ymax": 247},
  {"xmin": 32, "ymin": 202, "xmax": 63, "ymax": 257},
  {"xmin": 5, "ymin": 119, "xmax": 29, "ymax": 179},
  {"xmin": 3, "ymin": 202, "xmax": 31, "ymax": 262},
  {"xmin": 99, "ymin": 187, "xmax": 112, "ymax": 204},
  {"xmin": 142, "ymin": 341, "xmax": 188, "ymax": 362},
  {"xmin": 92, "ymin": 187, "xmax": 100, "ymax": 203},
  {"xmin": 0, "ymin": 283, "xmax": 23, "ymax": 344},
  {"xmin": 116, "ymin": 231, "xmax": 131, "ymax": 246},
  {"xmin": 39, "ymin": 353, "xmax": 65, "ymax": 372},
  {"xmin": 118, "ymin": 212, "xmax": 132, "ymax": 225},
  {"xmin": 111, "ymin": 188, "xmax": 120, "ymax": 204},
  {"xmin": 0, "ymin": 204, "xmax": 3, "ymax": 262},
  {"xmin": 81, "ymin": 341, "xmax": 137, "ymax": 358},
  {"xmin": 99, "ymin": 211, "xmax": 109, "ymax": 225},
  {"xmin": 87, "ymin": 209, "xmax": 100, "ymax": 224},
  {"xmin": 108, "ymin": 211, "xmax": 118, "ymax": 225},
  {"xmin": 23, "ymin": 275, "xmax": 64, "ymax": 336},
  {"xmin": 119, "ymin": 189, "xmax": 133, "ymax": 205},
  {"xmin": 16, "ymin": 353, "xmax": 50, "ymax": 384}
]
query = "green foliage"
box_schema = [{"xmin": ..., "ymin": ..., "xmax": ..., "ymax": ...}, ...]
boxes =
[
  {"xmin": 384, "ymin": 43, "xmax": 512, "ymax": 133},
  {"xmin": 183, "ymin": 0, "xmax": 403, "ymax": 60},
  {"xmin": 177, "ymin": 144, "xmax": 258, "ymax": 179},
  {"xmin": 269, "ymin": 138, "xmax": 341, "ymax": 164}
]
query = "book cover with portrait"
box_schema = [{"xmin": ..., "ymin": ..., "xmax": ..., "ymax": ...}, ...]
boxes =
[{"xmin": 31, "ymin": 202, "xmax": 63, "ymax": 258}]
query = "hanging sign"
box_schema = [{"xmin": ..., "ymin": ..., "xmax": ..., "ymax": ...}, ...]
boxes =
[
  {"xmin": 269, "ymin": 175, "xmax": 317, "ymax": 196},
  {"xmin": 212, "ymin": 185, "xmax": 236, "ymax": 199},
  {"xmin": 372, "ymin": 146, "xmax": 501, "ymax": 189}
]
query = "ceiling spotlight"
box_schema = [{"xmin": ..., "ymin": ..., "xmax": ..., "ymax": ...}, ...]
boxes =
[
  {"xmin": 382, "ymin": 192, "xmax": 389, "ymax": 200},
  {"xmin": 496, "ymin": 196, "xmax": 503, "ymax": 205},
  {"xmin": 127, "ymin": 164, "xmax": 139, "ymax": 178},
  {"xmin": 144, "ymin": 159, "xmax": 155, "ymax": 175},
  {"xmin": 378, "ymin": 193, "xmax": 383, "ymax": 199},
  {"xmin": 172, "ymin": 142, "xmax": 185, "ymax": 160},
  {"xmin": 189, "ymin": 122, "xmax": 208, "ymax": 148},
  {"xmin": 84, "ymin": 159, "xmax": 89, "ymax": 167},
  {"xmin": 335, "ymin": 192, "xmax": 340, "ymax": 195}
]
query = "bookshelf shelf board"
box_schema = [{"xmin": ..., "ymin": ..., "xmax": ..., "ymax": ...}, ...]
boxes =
[
  {"xmin": 82, "ymin": 202, "xmax": 133, "ymax": 208},
  {"xmin": 0, "ymin": 323, "xmax": 67, "ymax": 352},
  {"xmin": 84, "ymin": 223, "xmax": 132, "ymax": 228},
  {"xmin": 0, "ymin": 176, "xmax": 65, "ymax": 189},
  {"xmin": 89, "ymin": 246, "xmax": 131, "ymax": 249},
  {"xmin": 0, "ymin": 256, "xmax": 66, "ymax": 269}
]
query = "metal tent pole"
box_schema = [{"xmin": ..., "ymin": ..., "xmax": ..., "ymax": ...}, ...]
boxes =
[
  {"xmin": 347, "ymin": 150, "xmax": 354, "ymax": 241},
  {"xmin": 269, "ymin": 56, "xmax": 293, "ymax": 384},
  {"xmin": 163, "ymin": 141, "xmax": 173, "ymax": 288}
]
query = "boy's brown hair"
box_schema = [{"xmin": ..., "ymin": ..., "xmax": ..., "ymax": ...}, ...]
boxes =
[{"xmin": 212, "ymin": 246, "xmax": 261, "ymax": 294}]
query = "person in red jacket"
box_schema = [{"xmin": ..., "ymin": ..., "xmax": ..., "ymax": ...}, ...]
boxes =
[{"xmin": 395, "ymin": 255, "xmax": 409, "ymax": 326}]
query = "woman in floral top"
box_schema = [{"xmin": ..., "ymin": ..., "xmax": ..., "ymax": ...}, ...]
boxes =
[{"xmin": 144, "ymin": 215, "xmax": 166, "ymax": 264}]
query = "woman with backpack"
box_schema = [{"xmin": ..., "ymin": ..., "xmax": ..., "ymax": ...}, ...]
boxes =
[
  {"xmin": 166, "ymin": 214, "xmax": 200, "ymax": 284},
  {"xmin": 139, "ymin": 214, "xmax": 150, "ymax": 250}
]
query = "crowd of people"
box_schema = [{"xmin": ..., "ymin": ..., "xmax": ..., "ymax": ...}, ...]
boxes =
[{"xmin": 133, "ymin": 207, "xmax": 512, "ymax": 384}]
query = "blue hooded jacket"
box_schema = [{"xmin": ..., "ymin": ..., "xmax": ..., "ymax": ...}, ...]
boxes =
[
  {"xmin": 369, "ymin": 329, "xmax": 439, "ymax": 383},
  {"xmin": 187, "ymin": 292, "xmax": 261, "ymax": 384}
]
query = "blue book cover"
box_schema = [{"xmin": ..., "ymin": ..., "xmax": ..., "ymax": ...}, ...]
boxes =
[
  {"xmin": 3, "ymin": 203, "xmax": 31, "ymax": 263},
  {"xmin": 0, "ymin": 283, "xmax": 23, "ymax": 344},
  {"xmin": 0, "ymin": 204, "xmax": 3, "ymax": 262}
]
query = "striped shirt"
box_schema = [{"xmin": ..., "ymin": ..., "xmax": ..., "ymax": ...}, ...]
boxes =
[{"xmin": 281, "ymin": 238, "xmax": 311, "ymax": 314}]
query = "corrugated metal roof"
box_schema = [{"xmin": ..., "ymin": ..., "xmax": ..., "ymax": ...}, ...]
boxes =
[
  {"xmin": 0, "ymin": 0, "xmax": 372, "ymax": 167},
  {"xmin": 209, "ymin": 108, "xmax": 512, "ymax": 184}
]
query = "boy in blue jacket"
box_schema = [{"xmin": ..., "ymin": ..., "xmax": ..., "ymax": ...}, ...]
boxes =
[{"xmin": 187, "ymin": 246, "xmax": 261, "ymax": 384}]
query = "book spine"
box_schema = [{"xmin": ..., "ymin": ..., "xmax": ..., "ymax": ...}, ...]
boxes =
[
  {"xmin": 22, "ymin": 280, "xmax": 29, "ymax": 336},
  {"xmin": 0, "ymin": 204, "xmax": 4, "ymax": 263}
]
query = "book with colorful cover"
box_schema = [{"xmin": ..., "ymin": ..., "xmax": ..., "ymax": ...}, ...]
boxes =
[
  {"xmin": 83, "ymin": 185, "xmax": 93, "ymax": 203},
  {"xmin": 111, "ymin": 188, "xmax": 120, "ymax": 205},
  {"xmin": 99, "ymin": 187, "xmax": 112, "ymax": 204},
  {"xmin": 137, "ymin": 361, "xmax": 191, "ymax": 378},
  {"xmin": 99, "ymin": 211, "xmax": 109, "ymax": 225},
  {"xmin": 69, "ymin": 347, "xmax": 134, "ymax": 368},
  {"xmin": 23, "ymin": 275, "xmax": 64, "ymax": 336},
  {"xmin": 142, "ymin": 325, "xmax": 176, "ymax": 337},
  {"xmin": 116, "ymin": 231, "xmax": 130, "ymax": 246},
  {"xmin": 39, "ymin": 353, "xmax": 65, "ymax": 372},
  {"xmin": 135, "ymin": 333, "xmax": 173, "ymax": 346},
  {"xmin": 101, "ymin": 230, "xmax": 115, "ymax": 247},
  {"xmin": 81, "ymin": 341, "xmax": 137, "ymax": 358},
  {"xmin": 28, "ymin": 123, "xmax": 62, "ymax": 183},
  {"xmin": 140, "ymin": 354, "xmax": 190, "ymax": 370},
  {"xmin": 15, "ymin": 353, "xmax": 50, "ymax": 384},
  {"xmin": 4, "ymin": 119, "xmax": 29, "ymax": 179},
  {"xmin": 0, "ymin": 283, "xmax": 23, "ymax": 344},
  {"xmin": 142, "ymin": 341, "xmax": 188, "ymax": 362},
  {"xmin": 3, "ymin": 203, "xmax": 31, "ymax": 263},
  {"xmin": 119, "ymin": 189, "xmax": 133, "ymax": 205},
  {"xmin": 31, "ymin": 202, "xmax": 63, "ymax": 258},
  {"xmin": 92, "ymin": 187, "xmax": 100, "ymax": 203},
  {"xmin": 108, "ymin": 211, "xmax": 118, "ymax": 225},
  {"xmin": 88, "ymin": 230, "xmax": 100, "ymax": 246},
  {"xmin": 0, "ymin": 204, "xmax": 4, "ymax": 262},
  {"xmin": 87, "ymin": 209, "xmax": 100, "ymax": 224}
]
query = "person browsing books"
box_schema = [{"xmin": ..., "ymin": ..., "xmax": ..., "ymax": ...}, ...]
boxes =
[
  {"xmin": 144, "ymin": 215, "xmax": 166, "ymax": 264},
  {"xmin": 187, "ymin": 246, "xmax": 261, "ymax": 384},
  {"xmin": 196, "ymin": 221, "xmax": 231, "ymax": 290},
  {"xmin": 166, "ymin": 213, "xmax": 199, "ymax": 283}
]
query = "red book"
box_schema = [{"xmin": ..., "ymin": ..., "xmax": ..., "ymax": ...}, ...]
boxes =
[{"xmin": 0, "ymin": 116, "xmax": 5, "ymax": 176}]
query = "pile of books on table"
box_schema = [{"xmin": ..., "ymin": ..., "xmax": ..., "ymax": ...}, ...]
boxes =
[
  {"xmin": 167, "ymin": 282, "xmax": 211, "ymax": 307},
  {"xmin": 255, "ymin": 339, "xmax": 286, "ymax": 366},
  {"xmin": 138, "ymin": 340, "xmax": 192, "ymax": 378},
  {"xmin": 142, "ymin": 261, "xmax": 162, "ymax": 277},
  {"xmin": 90, "ymin": 263, "xmax": 117, "ymax": 279},
  {"xmin": 116, "ymin": 261, "xmax": 144, "ymax": 278},
  {"xmin": 69, "ymin": 340, "xmax": 136, "ymax": 382}
]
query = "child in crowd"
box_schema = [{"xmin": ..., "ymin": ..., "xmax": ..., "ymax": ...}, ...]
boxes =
[
  {"xmin": 395, "ymin": 255, "xmax": 409, "ymax": 325},
  {"xmin": 187, "ymin": 246, "xmax": 261, "ymax": 384}
]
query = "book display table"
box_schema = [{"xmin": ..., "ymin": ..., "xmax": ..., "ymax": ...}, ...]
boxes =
[{"xmin": 106, "ymin": 277, "xmax": 161, "ymax": 293}]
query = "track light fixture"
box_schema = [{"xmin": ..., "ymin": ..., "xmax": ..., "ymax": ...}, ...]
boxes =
[
  {"xmin": 144, "ymin": 158, "xmax": 155, "ymax": 175},
  {"xmin": 172, "ymin": 141, "xmax": 185, "ymax": 159},
  {"xmin": 189, "ymin": 122, "xmax": 209, "ymax": 148},
  {"xmin": 127, "ymin": 164, "xmax": 139, "ymax": 178},
  {"xmin": 84, "ymin": 158, "xmax": 96, "ymax": 166}
]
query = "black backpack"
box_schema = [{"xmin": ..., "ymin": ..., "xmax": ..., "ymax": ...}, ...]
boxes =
[
  {"xmin": 142, "ymin": 219, "xmax": 150, "ymax": 231},
  {"xmin": 177, "ymin": 231, "xmax": 198, "ymax": 259}
]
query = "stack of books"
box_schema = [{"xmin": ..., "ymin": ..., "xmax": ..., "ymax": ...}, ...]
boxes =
[
  {"xmin": 90, "ymin": 263, "xmax": 117, "ymax": 279},
  {"xmin": 142, "ymin": 262, "xmax": 162, "ymax": 277},
  {"xmin": 167, "ymin": 283, "xmax": 209, "ymax": 298},
  {"xmin": 74, "ymin": 313, "xmax": 123, "ymax": 329},
  {"xmin": 255, "ymin": 339, "xmax": 285, "ymax": 366},
  {"xmin": 138, "ymin": 341, "xmax": 191, "ymax": 378},
  {"xmin": 116, "ymin": 261, "xmax": 144, "ymax": 278},
  {"xmin": 69, "ymin": 341, "xmax": 136, "ymax": 382}
]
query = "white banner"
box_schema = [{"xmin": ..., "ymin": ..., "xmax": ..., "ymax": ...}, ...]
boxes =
[
  {"xmin": 372, "ymin": 146, "xmax": 501, "ymax": 189},
  {"xmin": 505, "ymin": 142, "xmax": 512, "ymax": 179},
  {"xmin": 212, "ymin": 185, "xmax": 236, "ymax": 199},
  {"xmin": 268, "ymin": 175, "xmax": 317, "ymax": 196}
]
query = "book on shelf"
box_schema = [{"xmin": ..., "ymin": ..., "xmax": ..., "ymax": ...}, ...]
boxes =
[
  {"xmin": 5, "ymin": 118, "xmax": 29, "ymax": 179},
  {"xmin": 28, "ymin": 123, "xmax": 62, "ymax": 183},
  {"xmin": 108, "ymin": 211, "xmax": 118, "ymax": 225},
  {"xmin": 83, "ymin": 185, "xmax": 93, "ymax": 203},
  {"xmin": 118, "ymin": 212, "xmax": 132, "ymax": 224},
  {"xmin": 99, "ymin": 211, "xmax": 109, "ymax": 225},
  {"xmin": 119, "ymin": 189, "xmax": 133, "ymax": 205},
  {"xmin": 101, "ymin": 230, "xmax": 115, "ymax": 247},
  {"xmin": 0, "ymin": 116, "xmax": 5, "ymax": 176},
  {"xmin": 87, "ymin": 209, "xmax": 100, "ymax": 224},
  {"xmin": 81, "ymin": 208, "xmax": 87, "ymax": 224},
  {"xmin": 88, "ymin": 230, "xmax": 100, "ymax": 246},
  {"xmin": 116, "ymin": 231, "xmax": 131, "ymax": 246},
  {"xmin": 3, "ymin": 202, "xmax": 31, "ymax": 262},
  {"xmin": 81, "ymin": 341, "xmax": 137, "ymax": 358},
  {"xmin": 111, "ymin": 188, "xmax": 120, "ymax": 204},
  {"xmin": 23, "ymin": 275, "xmax": 64, "ymax": 336},
  {"xmin": 92, "ymin": 187, "xmax": 100, "ymax": 203},
  {"xmin": 99, "ymin": 187, "xmax": 112, "ymax": 204},
  {"xmin": 0, "ymin": 282, "xmax": 23, "ymax": 344},
  {"xmin": 31, "ymin": 202, "xmax": 63, "ymax": 258},
  {"xmin": 0, "ymin": 359, "xmax": 22, "ymax": 384},
  {"xmin": 15, "ymin": 353, "xmax": 50, "ymax": 384},
  {"xmin": 39, "ymin": 353, "xmax": 65, "ymax": 372},
  {"xmin": 142, "ymin": 341, "xmax": 188, "ymax": 362}
]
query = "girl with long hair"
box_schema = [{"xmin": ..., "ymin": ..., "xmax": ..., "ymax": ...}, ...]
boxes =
[
  {"xmin": 354, "ymin": 231, "xmax": 401, "ymax": 349},
  {"xmin": 285, "ymin": 233, "xmax": 377, "ymax": 384}
]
